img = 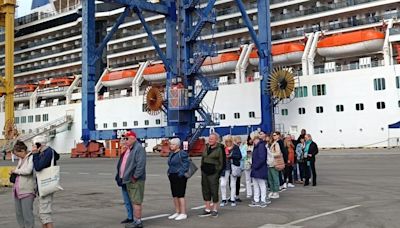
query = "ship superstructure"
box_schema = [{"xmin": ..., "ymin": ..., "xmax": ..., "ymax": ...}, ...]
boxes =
[{"xmin": 1, "ymin": 0, "xmax": 400, "ymax": 152}]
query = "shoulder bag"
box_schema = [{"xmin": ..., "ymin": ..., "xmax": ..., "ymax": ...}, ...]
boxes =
[{"xmin": 36, "ymin": 150, "xmax": 63, "ymax": 197}]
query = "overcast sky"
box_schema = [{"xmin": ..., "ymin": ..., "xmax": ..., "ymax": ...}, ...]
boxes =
[{"xmin": 16, "ymin": 0, "xmax": 33, "ymax": 18}]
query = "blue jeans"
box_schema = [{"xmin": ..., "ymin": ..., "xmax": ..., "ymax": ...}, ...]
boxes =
[{"xmin": 122, "ymin": 185, "xmax": 133, "ymax": 220}]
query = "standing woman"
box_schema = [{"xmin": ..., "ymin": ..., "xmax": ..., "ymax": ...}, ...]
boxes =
[
  {"xmin": 11, "ymin": 141, "xmax": 35, "ymax": 228},
  {"xmin": 283, "ymin": 136, "xmax": 295, "ymax": 188},
  {"xmin": 295, "ymin": 137, "xmax": 306, "ymax": 184},
  {"xmin": 228, "ymin": 136, "xmax": 242, "ymax": 206},
  {"xmin": 234, "ymin": 136, "xmax": 246, "ymax": 202},
  {"xmin": 268, "ymin": 132, "xmax": 282, "ymax": 199},
  {"xmin": 243, "ymin": 136, "xmax": 253, "ymax": 199},
  {"xmin": 219, "ymin": 135, "xmax": 233, "ymax": 207},
  {"xmin": 167, "ymin": 138, "xmax": 189, "ymax": 221}
]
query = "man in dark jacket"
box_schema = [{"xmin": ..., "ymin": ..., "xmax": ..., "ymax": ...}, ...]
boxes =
[
  {"xmin": 304, "ymin": 134, "xmax": 318, "ymax": 186},
  {"xmin": 276, "ymin": 132, "xmax": 286, "ymax": 188},
  {"xmin": 32, "ymin": 135, "xmax": 60, "ymax": 228},
  {"xmin": 121, "ymin": 131, "xmax": 146, "ymax": 228}
]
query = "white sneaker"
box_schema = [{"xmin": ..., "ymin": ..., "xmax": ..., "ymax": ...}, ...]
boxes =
[
  {"xmin": 168, "ymin": 213, "xmax": 179, "ymax": 220},
  {"xmin": 271, "ymin": 193, "xmax": 280, "ymax": 199},
  {"xmin": 287, "ymin": 183, "xmax": 295, "ymax": 188},
  {"xmin": 268, "ymin": 192, "xmax": 273, "ymax": 198},
  {"xmin": 175, "ymin": 214, "xmax": 187, "ymax": 221},
  {"xmin": 283, "ymin": 183, "xmax": 287, "ymax": 189}
]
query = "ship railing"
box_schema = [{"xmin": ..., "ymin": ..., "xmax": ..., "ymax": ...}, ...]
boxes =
[
  {"xmin": 37, "ymin": 86, "xmax": 68, "ymax": 94},
  {"xmin": 314, "ymin": 60, "xmax": 384, "ymax": 75},
  {"xmin": 36, "ymin": 100, "xmax": 67, "ymax": 108}
]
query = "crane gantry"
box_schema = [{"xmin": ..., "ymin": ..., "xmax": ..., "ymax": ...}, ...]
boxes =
[{"xmin": 0, "ymin": 0, "xmax": 17, "ymax": 142}]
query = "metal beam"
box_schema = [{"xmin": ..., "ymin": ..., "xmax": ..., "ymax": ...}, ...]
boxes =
[
  {"xmin": 103, "ymin": 0, "xmax": 169, "ymax": 15},
  {"xmin": 185, "ymin": 0, "xmax": 216, "ymax": 42},
  {"xmin": 93, "ymin": 6, "xmax": 131, "ymax": 63},
  {"xmin": 81, "ymin": 0, "xmax": 96, "ymax": 142}
]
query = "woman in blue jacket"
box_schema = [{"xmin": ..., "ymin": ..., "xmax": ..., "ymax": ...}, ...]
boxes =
[
  {"xmin": 249, "ymin": 131, "xmax": 269, "ymax": 208},
  {"xmin": 167, "ymin": 138, "xmax": 190, "ymax": 221}
]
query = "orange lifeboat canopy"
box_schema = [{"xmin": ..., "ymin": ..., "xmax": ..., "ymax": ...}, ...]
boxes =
[
  {"xmin": 38, "ymin": 77, "xmax": 74, "ymax": 88},
  {"xmin": 200, "ymin": 52, "xmax": 240, "ymax": 74},
  {"xmin": 101, "ymin": 70, "xmax": 137, "ymax": 87},
  {"xmin": 143, "ymin": 64, "xmax": 167, "ymax": 82},
  {"xmin": 15, "ymin": 84, "xmax": 37, "ymax": 93},
  {"xmin": 249, "ymin": 43, "xmax": 305, "ymax": 65},
  {"xmin": 317, "ymin": 30, "xmax": 385, "ymax": 58}
]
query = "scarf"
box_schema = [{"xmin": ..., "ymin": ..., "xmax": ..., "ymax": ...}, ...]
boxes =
[{"xmin": 304, "ymin": 140, "xmax": 312, "ymax": 166}]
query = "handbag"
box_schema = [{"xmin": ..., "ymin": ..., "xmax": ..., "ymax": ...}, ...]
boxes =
[
  {"xmin": 178, "ymin": 152, "xmax": 198, "ymax": 178},
  {"xmin": 231, "ymin": 164, "xmax": 242, "ymax": 177},
  {"xmin": 9, "ymin": 173, "xmax": 17, "ymax": 184},
  {"xmin": 274, "ymin": 153, "xmax": 285, "ymax": 171},
  {"xmin": 36, "ymin": 150, "xmax": 63, "ymax": 197}
]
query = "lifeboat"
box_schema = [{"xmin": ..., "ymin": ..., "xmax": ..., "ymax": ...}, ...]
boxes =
[
  {"xmin": 101, "ymin": 70, "xmax": 137, "ymax": 87},
  {"xmin": 143, "ymin": 64, "xmax": 167, "ymax": 82},
  {"xmin": 317, "ymin": 30, "xmax": 385, "ymax": 58},
  {"xmin": 38, "ymin": 77, "xmax": 75, "ymax": 89},
  {"xmin": 14, "ymin": 84, "xmax": 37, "ymax": 93},
  {"xmin": 249, "ymin": 43, "xmax": 305, "ymax": 65},
  {"xmin": 199, "ymin": 52, "xmax": 240, "ymax": 74}
]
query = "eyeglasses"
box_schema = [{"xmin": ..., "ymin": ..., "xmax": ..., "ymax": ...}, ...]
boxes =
[{"xmin": 121, "ymin": 137, "xmax": 129, "ymax": 141}]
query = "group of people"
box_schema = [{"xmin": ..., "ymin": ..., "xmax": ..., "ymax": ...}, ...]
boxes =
[
  {"xmin": 115, "ymin": 129, "xmax": 318, "ymax": 227},
  {"xmin": 9, "ymin": 135, "xmax": 60, "ymax": 228}
]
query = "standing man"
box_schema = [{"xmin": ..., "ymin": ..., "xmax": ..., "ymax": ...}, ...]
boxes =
[
  {"xmin": 121, "ymin": 131, "xmax": 146, "ymax": 228},
  {"xmin": 115, "ymin": 137, "xmax": 134, "ymax": 224},
  {"xmin": 32, "ymin": 135, "xmax": 60, "ymax": 228},
  {"xmin": 199, "ymin": 132, "xmax": 225, "ymax": 218},
  {"xmin": 304, "ymin": 134, "xmax": 318, "ymax": 186}
]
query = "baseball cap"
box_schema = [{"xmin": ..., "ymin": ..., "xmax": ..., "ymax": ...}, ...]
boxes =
[{"xmin": 124, "ymin": 130, "xmax": 137, "ymax": 138}]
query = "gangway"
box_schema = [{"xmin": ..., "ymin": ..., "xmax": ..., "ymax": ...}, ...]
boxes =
[{"xmin": 0, "ymin": 114, "xmax": 73, "ymax": 153}]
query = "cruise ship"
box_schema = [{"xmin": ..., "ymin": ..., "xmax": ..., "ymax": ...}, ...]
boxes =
[{"xmin": 1, "ymin": 0, "xmax": 400, "ymax": 153}]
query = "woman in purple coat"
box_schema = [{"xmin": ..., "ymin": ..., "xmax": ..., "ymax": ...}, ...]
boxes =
[{"xmin": 249, "ymin": 131, "xmax": 269, "ymax": 208}]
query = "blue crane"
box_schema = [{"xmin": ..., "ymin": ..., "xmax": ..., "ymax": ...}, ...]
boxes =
[{"xmin": 81, "ymin": 0, "xmax": 272, "ymax": 143}]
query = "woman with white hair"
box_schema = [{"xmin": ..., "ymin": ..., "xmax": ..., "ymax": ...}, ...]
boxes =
[
  {"xmin": 167, "ymin": 138, "xmax": 189, "ymax": 221},
  {"xmin": 32, "ymin": 135, "xmax": 60, "ymax": 228}
]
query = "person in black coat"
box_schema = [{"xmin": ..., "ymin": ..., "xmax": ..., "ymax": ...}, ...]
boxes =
[
  {"xmin": 276, "ymin": 132, "xmax": 286, "ymax": 188},
  {"xmin": 304, "ymin": 134, "xmax": 319, "ymax": 186}
]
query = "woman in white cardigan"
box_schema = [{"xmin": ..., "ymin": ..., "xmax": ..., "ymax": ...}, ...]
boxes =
[{"xmin": 10, "ymin": 141, "xmax": 36, "ymax": 228}]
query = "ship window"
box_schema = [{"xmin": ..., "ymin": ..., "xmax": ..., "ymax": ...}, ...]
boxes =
[
  {"xmin": 312, "ymin": 84, "xmax": 326, "ymax": 96},
  {"xmin": 42, "ymin": 114, "xmax": 49, "ymax": 122},
  {"xmin": 336, "ymin": 105, "xmax": 344, "ymax": 112},
  {"xmin": 234, "ymin": 113, "xmax": 240, "ymax": 119},
  {"xmin": 134, "ymin": 121, "xmax": 138, "ymax": 126},
  {"xmin": 123, "ymin": 121, "xmax": 127, "ymax": 127},
  {"xmin": 95, "ymin": 124, "xmax": 98, "ymax": 129},
  {"xmin": 220, "ymin": 114, "xmax": 226, "ymax": 120},
  {"xmin": 249, "ymin": 111, "xmax": 255, "ymax": 118},
  {"xmin": 396, "ymin": 76, "xmax": 400, "ymax": 89},
  {"xmin": 298, "ymin": 108, "xmax": 306, "ymax": 115},
  {"xmin": 316, "ymin": 106, "xmax": 324, "ymax": 113},
  {"xmin": 21, "ymin": 116, "xmax": 26, "ymax": 124},
  {"xmin": 398, "ymin": 100, "xmax": 400, "ymax": 108},
  {"xmin": 21, "ymin": 130, "xmax": 25, "ymax": 134},
  {"xmin": 376, "ymin": 101, "xmax": 385, "ymax": 109},
  {"xmin": 156, "ymin": 119, "xmax": 161, "ymax": 125},
  {"xmin": 281, "ymin": 109, "xmax": 288, "ymax": 116},
  {"xmin": 113, "ymin": 122, "xmax": 117, "ymax": 128},
  {"xmin": 355, "ymin": 103, "xmax": 364, "ymax": 111},
  {"xmin": 144, "ymin": 120, "xmax": 149, "ymax": 126},
  {"xmin": 15, "ymin": 117, "xmax": 20, "ymax": 124},
  {"xmin": 295, "ymin": 86, "xmax": 308, "ymax": 98},
  {"xmin": 35, "ymin": 115, "xmax": 41, "ymax": 122},
  {"xmin": 28, "ymin": 115, "xmax": 33, "ymax": 123},
  {"xmin": 373, "ymin": 78, "xmax": 386, "ymax": 91},
  {"xmin": 103, "ymin": 123, "xmax": 108, "ymax": 128}
]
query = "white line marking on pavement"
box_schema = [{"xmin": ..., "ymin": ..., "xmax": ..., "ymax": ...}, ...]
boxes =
[
  {"xmin": 142, "ymin": 214, "xmax": 170, "ymax": 221},
  {"xmin": 191, "ymin": 205, "xmax": 205, "ymax": 210},
  {"xmin": 79, "ymin": 172, "xmax": 89, "ymax": 175},
  {"xmin": 98, "ymin": 173, "xmax": 112, "ymax": 176},
  {"xmin": 258, "ymin": 205, "xmax": 361, "ymax": 228}
]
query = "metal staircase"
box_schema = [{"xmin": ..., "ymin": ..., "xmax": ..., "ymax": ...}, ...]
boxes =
[{"xmin": 0, "ymin": 114, "xmax": 73, "ymax": 152}]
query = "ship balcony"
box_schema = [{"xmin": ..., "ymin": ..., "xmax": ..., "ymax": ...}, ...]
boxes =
[
  {"xmin": 36, "ymin": 99, "xmax": 67, "ymax": 108},
  {"xmin": 313, "ymin": 60, "xmax": 384, "ymax": 75},
  {"xmin": 14, "ymin": 57, "xmax": 81, "ymax": 74},
  {"xmin": 37, "ymin": 86, "xmax": 69, "ymax": 99},
  {"xmin": 14, "ymin": 92, "xmax": 33, "ymax": 102}
]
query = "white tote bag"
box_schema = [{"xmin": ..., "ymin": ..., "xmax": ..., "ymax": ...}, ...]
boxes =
[{"xmin": 36, "ymin": 150, "xmax": 63, "ymax": 197}]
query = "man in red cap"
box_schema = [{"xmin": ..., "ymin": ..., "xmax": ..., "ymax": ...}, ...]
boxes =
[{"xmin": 120, "ymin": 131, "xmax": 146, "ymax": 228}]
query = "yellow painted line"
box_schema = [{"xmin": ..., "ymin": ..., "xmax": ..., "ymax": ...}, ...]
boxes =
[{"xmin": 0, "ymin": 166, "xmax": 15, "ymax": 187}]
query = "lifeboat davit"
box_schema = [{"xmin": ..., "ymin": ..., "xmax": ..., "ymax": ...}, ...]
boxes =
[
  {"xmin": 200, "ymin": 52, "xmax": 240, "ymax": 74},
  {"xmin": 143, "ymin": 64, "xmax": 167, "ymax": 82},
  {"xmin": 15, "ymin": 84, "xmax": 37, "ymax": 93},
  {"xmin": 317, "ymin": 30, "xmax": 385, "ymax": 58},
  {"xmin": 101, "ymin": 70, "xmax": 137, "ymax": 87},
  {"xmin": 249, "ymin": 43, "xmax": 305, "ymax": 65}
]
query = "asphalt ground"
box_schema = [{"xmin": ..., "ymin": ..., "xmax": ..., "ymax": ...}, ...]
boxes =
[{"xmin": 0, "ymin": 148, "xmax": 399, "ymax": 228}]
